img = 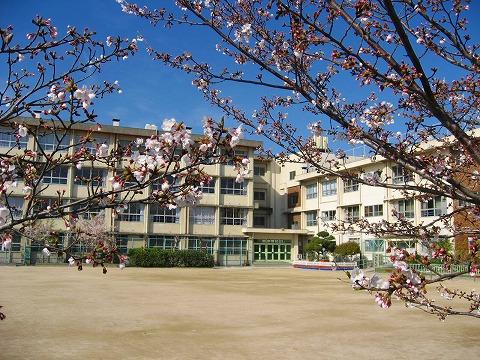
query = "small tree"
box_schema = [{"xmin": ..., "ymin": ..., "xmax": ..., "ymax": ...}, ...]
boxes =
[
  {"xmin": 334, "ymin": 242, "xmax": 361, "ymax": 260},
  {"xmin": 305, "ymin": 231, "xmax": 336, "ymax": 261}
]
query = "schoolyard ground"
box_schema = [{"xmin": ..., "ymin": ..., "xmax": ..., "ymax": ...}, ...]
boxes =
[{"xmin": 1, "ymin": 266, "xmax": 479, "ymax": 360}]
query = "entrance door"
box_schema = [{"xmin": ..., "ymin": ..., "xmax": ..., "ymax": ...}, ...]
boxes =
[{"xmin": 254, "ymin": 242, "xmax": 291, "ymax": 262}]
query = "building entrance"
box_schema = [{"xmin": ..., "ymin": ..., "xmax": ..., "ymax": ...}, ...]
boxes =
[{"xmin": 254, "ymin": 240, "xmax": 291, "ymax": 261}]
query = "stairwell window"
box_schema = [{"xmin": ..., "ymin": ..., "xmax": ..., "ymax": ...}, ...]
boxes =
[
  {"xmin": 395, "ymin": 199, "xmax": 414, "ymax": 219},
  {"xmin": 254, "ymin": 165, "xmax": 266, "ymax": 176},
  {"xmin": 306, "ymin": 211, "xmax": 318, "ymax": 226},
  {"xmin": 344, "ymin": 177, "xmax": 359, "ymax": 192},
  {"xmin": 321, "ymin": 210, "xmax": 336, "ymax": 221},
  {"xmin": 305, "ymin": 183, "xmax": 318, "ymax": 199},
  {"xmin": 344, "ymin": 206, "xmax": 360, "ymax": 222},
  {"xmin": 392, "ymin": 165, "xmax": 413, "ymax": 184}
]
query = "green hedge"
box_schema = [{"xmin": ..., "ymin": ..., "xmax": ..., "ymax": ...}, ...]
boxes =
[{"xmin": 127, "ymin": 248, "xmax": 214, "ymax": 268}]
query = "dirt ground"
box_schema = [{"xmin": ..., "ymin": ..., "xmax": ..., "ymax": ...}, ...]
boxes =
[{"xmin": 0, "ymin": 266, "xmax": 479, "ymax": 360}]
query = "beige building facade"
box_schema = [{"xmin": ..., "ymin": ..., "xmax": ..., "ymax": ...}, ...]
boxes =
[{"xmin": 1, "ymin": 119, "xmax": 457, "ymax": 265}]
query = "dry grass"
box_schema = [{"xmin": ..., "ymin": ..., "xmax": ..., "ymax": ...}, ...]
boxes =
[{"xmin": 0, "ymin": 266, "xmax": 479, "ymax": 360}]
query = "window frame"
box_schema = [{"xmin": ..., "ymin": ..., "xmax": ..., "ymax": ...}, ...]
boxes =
[
  {"xmin": 421, "ymin": 196, "xmax": 447, "ymax": 217},
  {"xmin": 150, "ymin": 205, "xmax": 179, "ymax": 223},
  {"xmin": 220, "ymin": 207, "xmax": 247, "ymax": 225},
  {"xmin": 38, "ymin": 133, "xmax": 71, "ymax": 152},
  {"xmin": 344, "ymin": 177, "xmax": 359, "ymax": 192},
  {"xmin": 220, "ymin": 178, "xmax": 247, "ymax": 195},
  {"xmin": 189, "ymin": 206, "xmax": 215, "ymax": 225},
  {"xmin": 392, "ymin": 165, "xmax": 413, "ymax": 184},
  {"xmin": 254, "ymin": 165, "xmax": 266, "ymax": 176},
  {"xmin": 364, "ymin": 204, "xmax": 384, "ymax": 217},
  {"xmin": 254, "ymin": 190, "xmax": 266, "ymax": 201},
  {"xmin": 43, "ymin": 166, "xmax": 69, "ymax": 185},
  {"xmin": 344, "ymin": 206, "xmax": 360, "ymax": 222},
  {"xmin": 306, "ymin": 211, "xmax": 318, "ymax": 226},
  {"xmin": 322, "ymin": 180, "xmax": 337, "ymax": 196},
  {"xmin": 395, "ymin": 199, "xmax": 415, "ymax": 219},
  {"xmin": 321, "ymin": 210, "xmax": 336, "ymax": 221},
  {"xmin": 305, "ymin": 183, "xmax": 318, "ymax": 199},
  {"xmin": 118, "ymin": 203, "xmax": 144, "ymax": 222},
  {"xmin": 74, "ymin": 167, "xmax": 107, "ymax": 187}
]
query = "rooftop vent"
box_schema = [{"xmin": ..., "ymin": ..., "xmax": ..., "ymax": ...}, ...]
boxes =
[{"xmin": 112, "ymin": 118, "xmax": 120, "ymax": 127}]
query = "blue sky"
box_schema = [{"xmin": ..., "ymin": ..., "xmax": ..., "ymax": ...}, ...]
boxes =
[
  {"xmin": 2, "ymin": 0, "xmax": 480, "ymax": 152},
  {"xmin": 2, "ymin": 0, "xmax": 233, "ymax": 130}
]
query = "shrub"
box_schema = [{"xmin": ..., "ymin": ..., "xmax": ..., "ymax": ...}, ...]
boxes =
[
  {"xmin": 127, "ymin": 248, "xmax": 214, "ymax": 268},
  {"xmin": 334, "ymin": 242, "xmax": 361, "ymax": 257}
]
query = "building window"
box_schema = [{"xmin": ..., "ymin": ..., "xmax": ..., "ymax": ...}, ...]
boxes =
[
  {"xmin": 38, "ymin": 133, "xmax": 70, "ymax": 151},
  {"xmin": 199, "ymin": 178, "xmax": 216, "ymax": 194},
  {"xmin": 226, "ymin": 149, "xmax": 248, "ymax": 165},
  {"xmin": 189, "ymin": 207, "xmax": 215, "ymax": 225},
  {"xmin": 188, "ymin": 237, "xmax": 215, "ymax": 254},
  {"xmin": 364, "ymin": 239, "xmax": 385, "ymax": 252},
  {"xmin": 364, "ymin": 204, "xmax": 383, "ymax": 217},
  {"xmin": 9, "ymin": 233, "xmax": 21, "ymax": 251},
  {"xmin": 306, "ymin": 211, "xmax": 318, "ymax": 226},
  {"xmin": 305, "ymin": 183, "xmax": 318, "ymax": 199},
  {"xmin": 395, "ymin": 199, "xmax": 415, "ymax": 219},
  {"xmin": 1, "ymin": 197, "xmax": 23, "ymax": 221},
  {"xmin": 218, "ymin": 238, "xmax": 247, "ymax": 254},
  {"xmin": 151, "ymin": 175, "xmax": 179, "ymax": 192},
  {"xmin": 392, "ymin": 165, "xmax": 413, "ymax": 184},
  {"xmin": 0, "ymin": 127, "xmax": 28, "ymax": 148},
  {"xmin": 74, "ymin": 167, "xmax": 106, "ymax": 187},
  {"xmin": 220, "ymin": 207, "xmax": 247, "ymax": 225},
  {"xmin": 148, "ymin": 235, "xmax": 177, "ymax": 249},
  {"xmin": 421, "ymin": 196, "xmax": 447, "ymax": 217},
  {"xmin": 75, "ymin": 136, "xmax": 109, "ymax": 154},
  {"xmin": 344, "ymin": 177, "xmax": 359, "ymax": 192},
  {"xmin": 253, "ymin": 215, "xmax": 266, "ymax": 227},
  {"xmin": 32, "ymin": 198, "xmax": 68, "ymax": 215},
  {"xmin": 220, "ymin": 178, "xmax": 247, "ymax": 195},
  {"xmin": 349, "ymin": 237, "xmax": 360, "ymax": 244},
  {"xmin": 322, "ymin": 180, "xmax": 337, "ymax": 196},
  {"xmin": 150, "ymin": 204, "xmax": 179, "ymax": 223},
  {"xmin": 254, "ymin": 190, "xmax": 266, "ymax": 201},
  {"xmin": 321, "ymin": 210, "xmax": 336, "ymax": 221},
  {"xmin": 43, "ymin": 167, "xmax": 69, "ymax": 184},
  {"xmin": 72, "ymin": 204, "xmax": 101, "ymax": 220},
  {"xmin": 118, "ymin": 203, "xmax": 144, "ymax": 222},
  {"xmin": 287, "ymin": 192, "xmax": 299, "ymax": 208},
  {"xmin": 254, "ymin": 165, "xmax": 266, "ymax": 176},
  {"xmin": 117, "ymin": 139, "xmax": 132, "ymax": 151},
  {"xmin": 289, "ymin": 171, "xmax": 296, "ymax": 180},
  {"xmin": 115, "ymin": 234, "xmax": 129, "ymax": 254},
  {"xmin": 344, "ymin": 206, "xmax": 360, "ymax": 222}
]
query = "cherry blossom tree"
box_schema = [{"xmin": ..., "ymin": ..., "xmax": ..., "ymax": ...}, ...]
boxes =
[
  {"xmin": 118, "ymin": 0, "xmax": 480, "ymax": 319},
  {"xmin": 0, "ymin": 17, "xmax": 248, "ymax": 273}
]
